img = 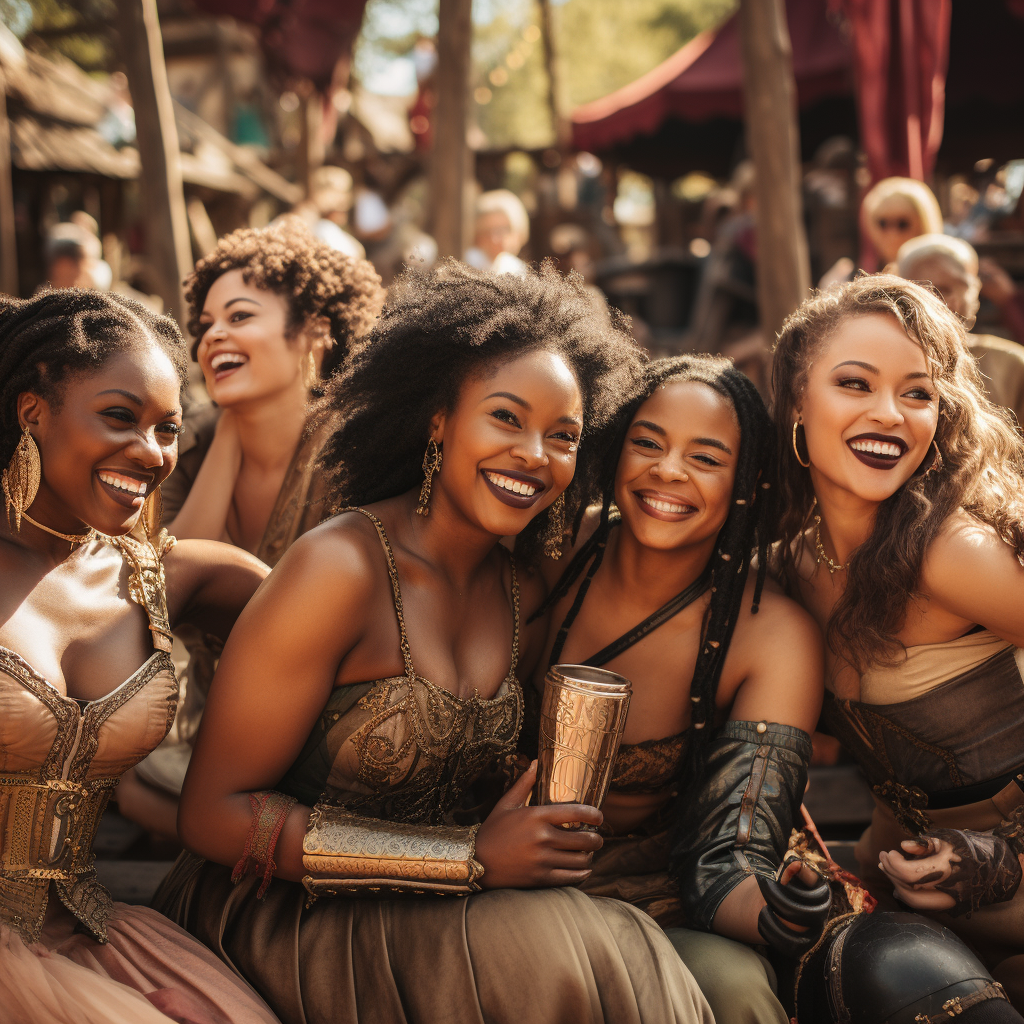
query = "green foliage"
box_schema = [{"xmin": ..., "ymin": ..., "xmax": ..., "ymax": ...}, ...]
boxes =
[{"xmin": 25, "ymin": 0, "xmax": 115, "ymax": 70}]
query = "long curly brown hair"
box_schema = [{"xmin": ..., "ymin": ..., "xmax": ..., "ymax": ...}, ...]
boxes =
[
  {"xmin": 184, "ymin": 216, "xmax": 384, "ymax": 378},
  {"xmin": 772, "ymin": 274, "xmax": 1024, "ymax": 669}
]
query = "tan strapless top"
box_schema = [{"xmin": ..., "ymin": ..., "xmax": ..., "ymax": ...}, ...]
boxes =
[
  {"xmin": 0, "ymin": 531, "xmax": 178, "ymax": 943},
  {"xmin": 278, "ymin": 509, "xmax": 524, "ymax": 824}
]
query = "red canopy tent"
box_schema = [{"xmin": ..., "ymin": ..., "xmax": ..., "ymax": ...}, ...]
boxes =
[
  {"xmin": 571, "ymin": 0, "xmax": 852, "ymax": 159},
  {"xmin": 571, "ymin": 0, "xmax": 1024, "ymax": 183}
]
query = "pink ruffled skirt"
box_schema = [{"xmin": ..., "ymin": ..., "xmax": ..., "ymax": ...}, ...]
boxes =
[{"xmin": 1, "ymin": 901, "xmax": 279, "ymax": 1024}]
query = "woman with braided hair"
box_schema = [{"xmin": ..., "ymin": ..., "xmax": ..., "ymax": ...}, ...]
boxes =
[
  {"xmin": 153, "ymin": 262, "xmax": 714, "ymax": 1024},
  {"xmin": 0, "ymin": 289, "xmax": 280, "ymax": 1023},
  {"xmin": 522, "ymin": 355, "xmax": 825, "ymax": 1024}
]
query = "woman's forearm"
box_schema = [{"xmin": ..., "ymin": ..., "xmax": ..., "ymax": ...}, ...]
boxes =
[
  {"xmin": 165, "ymin": 421, "xmax": 241, "ymax": 540},
  {"xmin": 710, "ymin": 874, "xmax": 765, "ymax": 945},
  {"xmin": 178, "ymin": 789, "xmax": 311, "ymax": 882}
]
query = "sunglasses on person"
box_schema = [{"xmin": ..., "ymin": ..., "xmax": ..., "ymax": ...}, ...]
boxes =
[{"xmin": 875, "ymin": 217, "xmax": 912, "ymax": 231}]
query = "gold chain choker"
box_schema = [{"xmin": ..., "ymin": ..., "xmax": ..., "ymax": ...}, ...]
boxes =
[{"xmin": 20, "ymin": 511, "xmax": 94, "ymax": 545}]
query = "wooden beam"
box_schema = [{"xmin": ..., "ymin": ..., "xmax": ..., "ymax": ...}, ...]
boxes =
[
  {"xmin": 537, "ymin": 0, "xmax": 568, "ymax": 151},
  {"xmin": 0, "ymin": 64, "xmax": 18, "ymax": 296},
  {"xmin": 114, "ymin": 0, "xmax": 192, "ymax": 327},
  {"xmin": 738, "ymin": 0, "xmax": 810, "ymax": 347},
  {"xmin": 430, "ymin": 0, "xmax": 473, "ymax": 259}
]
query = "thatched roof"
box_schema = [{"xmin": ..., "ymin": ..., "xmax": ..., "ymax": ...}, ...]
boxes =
[{"xmin": 0, "ymin": 26, "xmax": 299, "ymax": 201}]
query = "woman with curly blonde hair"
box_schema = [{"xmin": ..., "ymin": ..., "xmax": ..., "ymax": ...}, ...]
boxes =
[
  {"xmin": 116, "ymin": 219, "xmax": 384, "ymax": 833},
  {"xmin": 772, "ymin": 273, "xmax": 1024, "ymax": 1006}
]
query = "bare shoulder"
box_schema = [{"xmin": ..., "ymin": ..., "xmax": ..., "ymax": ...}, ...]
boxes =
[
  {"xmin": 734, "ymin": 579, "xmax": 822, "ymax": 660},
  {"xmin": 921, "ymin": 511, "xmax": 1016, "ymax": 584},
  {"xmin": 920, "ymin": 511, "xmax": 1023, "ymax": 607},
  {"xmin": 724, "ymin": 578, "xmax": 824, "ymax": 729},
  {"xmin": 271, "ymin": 510, "xmax": 388, "ymax": 600}
]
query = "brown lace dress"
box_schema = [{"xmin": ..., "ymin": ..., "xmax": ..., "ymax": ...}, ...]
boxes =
[
  {"xmin": 0, "ymin": 533, "xmax": 279, "ymax": 1024},
  {"xmin": 154, "ymin": 509, "xmax": 713, "ymax": 1024},
  {"xmin": 821, "ymin": 630, "xmax": 1024, "ymax": 1004}
]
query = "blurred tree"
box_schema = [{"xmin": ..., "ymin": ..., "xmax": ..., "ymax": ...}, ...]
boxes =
[
  {"xmin": 355, "ymin": 0, "xmax": 737, "ymax": 151},
  {"xmin": 23, "ymin": 0, "xmax": 115, "ymax": 70},
  {"xmin": 473, "ymin": 0, "xmax": 737, "ymax": 150}
]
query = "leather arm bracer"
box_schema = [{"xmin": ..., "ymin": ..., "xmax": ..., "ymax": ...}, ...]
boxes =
[
  {"xmin": 670, "ymin": 720, "xmax": 812, "ymax": 930},
  {"xmin": 301, "ymin": 803, "xmax": 485, "ymax": 898}
]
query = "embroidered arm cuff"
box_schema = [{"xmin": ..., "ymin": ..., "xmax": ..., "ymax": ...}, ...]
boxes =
[
  {"xmin": 670, "ymin": 720, "xmax": 812, "ymax": 930},
  {"xmin": 301, "ymin": 804, "xmax": 484, "ymax": 897}
]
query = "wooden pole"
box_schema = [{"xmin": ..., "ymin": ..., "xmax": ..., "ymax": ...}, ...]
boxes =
[
  {"xmin": 0, "ymin": 65, "xmax": 18, "ymax": 296},
  {"xmin": 738, "ymin": 0, "xmax": 810, "ymax": 346},
  {"xmin": 114, "ymin": 0, "xmax": 191, "ymax": 327},
  {"xmin": 537, "ymin": 0, "xmax": 569, "ymax": 151},
  {"xmin": 430, "ymin": 0, "xmax": 473, "ymax": 259}
]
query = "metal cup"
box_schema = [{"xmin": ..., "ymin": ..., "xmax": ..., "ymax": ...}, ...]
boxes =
[{"xmin": 533, "ymin": 664, "xmax": 632, "ymax": 828}]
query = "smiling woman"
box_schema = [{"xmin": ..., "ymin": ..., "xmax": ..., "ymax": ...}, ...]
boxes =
[
  {"xmin": 773, "ymin": 274, "xmax": 1024, "ymax": 1007},
  {"xmin": 0, "ymin": 290, "xmax": 279, "ymax": 1024},
  {"xmin": 152, "ymin": 262, "xmax": 717, "ymax": 1024}
]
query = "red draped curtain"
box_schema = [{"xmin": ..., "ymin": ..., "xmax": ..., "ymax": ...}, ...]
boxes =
[{"xmin": 835, "ymin": 0, "xmax": 952, "ymax": 184}]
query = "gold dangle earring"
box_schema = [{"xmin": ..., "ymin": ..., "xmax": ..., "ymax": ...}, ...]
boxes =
[
  {"xmin": 791, "ymin": 419, "xmax": 811, "ymax": 469},
  {"xmin": 141, "ymin": 485, "xmax": 163, "ymax": 538},
  {"xmin": 543, "ymin": 493, "xmax": 566, "ymax": 560},
  {"xmin": 2, "ymin": 425, "xmax": 42, "ymax": 531},
  {"xmin": 302, "ymin": 351, "xmax": 318, "ymax": 390},
  {"xmin": 416, "ymin": 439, "xmax": 442, "ymax": 516}
]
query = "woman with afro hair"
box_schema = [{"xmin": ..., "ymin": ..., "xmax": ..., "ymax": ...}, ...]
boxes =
[
  {"xmin": 0, "ymin": 289, "xmax": 279, "ymax": 1024},
  {"xmin": 118, "ymin": 219, "xmax": 385, "ymax": 826},
  {"xmin": 163, "ymin": 216, "xmax": 384, "ymax": 561},
  {"xmin": 153, "ymin": 262, "xmax": 715, "ymax": 1024}
]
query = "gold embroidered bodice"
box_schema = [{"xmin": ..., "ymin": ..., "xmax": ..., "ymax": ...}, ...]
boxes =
[
  {"xmin": 0, "ymin": 530, "xmax": 178, "ymax": 943},
  {"xmin": 278, "ymin": 508, "xmax": 524, "ymax": 824}
]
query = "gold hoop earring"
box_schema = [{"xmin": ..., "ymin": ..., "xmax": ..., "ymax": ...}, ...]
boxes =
[
  {"xmin": 543, "ymin": 493, "xmax": 566, "ymax": 560},
  {"xmin": 141, "ymin": 486, "xmax": 163, "ymax": 537},
  {"xmin": 791, "ymin": 420, "xmax": 811, "ymax": 469},
  {"xmin": 2, "ymin": 425, "xmax": 42, "ymax": 531},
  {"xmin": 416, "ymin": 439, "xmax": 442, "ymax": 516},
  {"xmin": 302, "ymin": 351, "xmax": 317, "ymax": 390}
]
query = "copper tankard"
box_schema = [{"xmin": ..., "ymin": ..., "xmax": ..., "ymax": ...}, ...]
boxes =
[{"xmin": 533, "ymin": 664, "xmax": 632, "ymax": 829}]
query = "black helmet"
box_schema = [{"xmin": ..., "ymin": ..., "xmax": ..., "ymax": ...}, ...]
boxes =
[{"xmin": 797, "ymin": 912, "xmax": 1015, "ymax": 1024}]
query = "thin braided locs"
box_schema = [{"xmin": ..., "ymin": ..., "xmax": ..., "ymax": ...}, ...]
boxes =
[
  {"xmin": 0, "ymin": 289, "xmax": 188, "ymax": 466},
  {"xmin": 537, "ymin": 355, "xmax": 777, "ymax": 788},
  {"xmin": 313, "ymin": 260, "xmax": 643, "ymax": 563}
]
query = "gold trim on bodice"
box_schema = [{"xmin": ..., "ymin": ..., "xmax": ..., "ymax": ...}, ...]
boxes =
[
  {"xmin": 0, "ymin": 529, "xmax": 178, "ymax": 942},
  {"xmin": 322, "ymin": 510, "xmax": 524, "ymax": 824}
]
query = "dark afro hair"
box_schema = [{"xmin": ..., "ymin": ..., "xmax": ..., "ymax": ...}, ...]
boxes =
[
  {"xmin": 315, "ymin": 259, "xmax": 644, "ymax": 563},
  {"xmin": 184, "ymin": 216, "xmax": 385, "ymax": 378},
  {"xmin": 0, "ymin": 288, "xmax": 188, "ymax": 466}
]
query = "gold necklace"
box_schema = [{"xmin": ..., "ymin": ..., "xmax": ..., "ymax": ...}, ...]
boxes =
[
  {"xmin": 21, "ymin": 511, "xmax": 94, "ymax": 545},
  {"xmin": 811, "ymin": 502, "xmax": 846, "ymax": 575}
]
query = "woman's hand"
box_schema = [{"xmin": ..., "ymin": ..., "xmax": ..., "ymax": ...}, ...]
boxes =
[
  {"xmin": 879, "ymin": 830, "xmax": 1023, "ymax": 916},
  {"xmin": 755, "ymin": 855, "xmax": 832, "ymax": 955},
  {"xmin": 475, "ymin": 762, "xmax": 603, "ymax": 889}
]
